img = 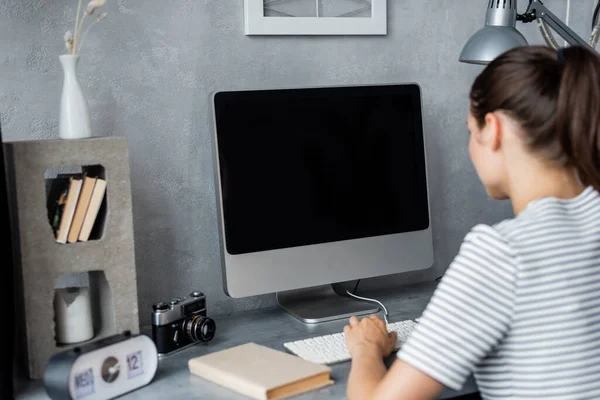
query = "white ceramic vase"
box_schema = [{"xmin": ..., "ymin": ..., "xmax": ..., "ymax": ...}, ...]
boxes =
[{"xmin": 59, "ymin": 54, "xmax": 92, "ymax": 139}]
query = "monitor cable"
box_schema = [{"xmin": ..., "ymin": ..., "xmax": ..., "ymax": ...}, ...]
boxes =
[
  {"xmin": 352, "ymin": 279, "xmax": 361, "ymax": 294},
  {"xmin": 346, "ymin": 290, "xmax": 389, "ymax": 325}
]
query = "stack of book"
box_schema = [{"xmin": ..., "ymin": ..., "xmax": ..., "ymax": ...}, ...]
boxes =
[{"xmin": 47, "ymin": 173, "xmax": 107, "ymax": 244}]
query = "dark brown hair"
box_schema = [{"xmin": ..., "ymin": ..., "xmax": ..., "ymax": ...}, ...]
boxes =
[{"xmin": 470, "ymin": 45, "xmax": 600, "ymax": 191}]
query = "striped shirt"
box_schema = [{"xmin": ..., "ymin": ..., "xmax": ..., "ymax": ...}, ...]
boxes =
[{"xmin": 398, "ymin": 186, "xmax": 600, "ymax": 399}]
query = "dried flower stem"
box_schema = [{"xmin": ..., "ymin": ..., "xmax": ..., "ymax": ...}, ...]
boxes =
[
  {"xmin": 72, "ymin": 0, "xmax": 82, "ymax": 55},
  {"xmin": 75, "ymin": 14, "xmax": 88, "ymax": 54},
  {"xmin": 77, "ymin": 19, "xmax": 98, "ymax": 55}
]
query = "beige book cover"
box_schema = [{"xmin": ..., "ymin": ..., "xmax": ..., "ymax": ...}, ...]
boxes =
[
  {"xmin": 56, "ymin": 177, "xmax": 82, "ymax": 244},
  {"xmin": 188, "ymin": 342, "xmax": 333, "ymax": 400},
  {"xmin": 67, "ymin": 176, "xmax": 97, "ymax": 243},
  {"xmin": 78, "ymin": 178, "xmax": 107, "ymax": 242}
]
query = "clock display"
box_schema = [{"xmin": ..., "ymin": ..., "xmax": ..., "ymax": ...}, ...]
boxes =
[
  {"xmin": 127, "ymin": 351, "xmax": 144, "ymax": 379},
  {"xmin": 74, "ymin": 368, "xmax": 94, "ymax": 398}
]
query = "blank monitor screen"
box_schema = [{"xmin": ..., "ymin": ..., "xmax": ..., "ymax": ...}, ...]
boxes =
[{"xmin": 213, "ymin": 84, "xmax": 429, "ymax": 256}]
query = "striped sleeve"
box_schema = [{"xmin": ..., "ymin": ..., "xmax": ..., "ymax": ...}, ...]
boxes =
[{"xmin": 397, "ymin": 224, "xmax": 518, "ymax": 390}]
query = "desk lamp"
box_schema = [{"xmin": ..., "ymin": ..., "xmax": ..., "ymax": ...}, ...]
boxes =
[{"xmin": 460, "ymin": 0, "xmax": 599, "ymax": 64}]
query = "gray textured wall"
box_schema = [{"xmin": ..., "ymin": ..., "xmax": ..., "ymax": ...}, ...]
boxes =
[{"xmin": 1, "ymin": 0, "xmax": 594, "ymax": 326}]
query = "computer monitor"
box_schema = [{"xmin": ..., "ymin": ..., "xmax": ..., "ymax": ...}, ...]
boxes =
[{"xmin": 211, "ymin": 84, "xmax": 433, "ymax": 323}]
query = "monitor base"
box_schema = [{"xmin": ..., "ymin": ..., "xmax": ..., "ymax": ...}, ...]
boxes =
[{"xmin": 276, "ymin": 285, "xmax": 379, "ymax": 324}]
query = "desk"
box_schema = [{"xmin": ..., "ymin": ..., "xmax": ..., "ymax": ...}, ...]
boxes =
[{"xmin": 16, "ymin": 281, "xmax": 478, "ymax": 399}]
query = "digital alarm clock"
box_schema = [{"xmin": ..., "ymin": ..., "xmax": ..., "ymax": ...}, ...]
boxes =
[{"xmin": 43, "ymin": 331, "xmax": 158, "ymax": 400}]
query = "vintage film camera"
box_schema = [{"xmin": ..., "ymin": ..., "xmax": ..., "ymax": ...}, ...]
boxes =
[{"xmin": 151, "ymin": 291, "xmax": 216, "ymax": 357}]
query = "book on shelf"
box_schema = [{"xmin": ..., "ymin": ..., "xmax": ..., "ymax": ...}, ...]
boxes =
[
  {"xmin": 78, "ymin": 178, "xmax": 106, "ymax": 242},
  {"xmin": 67, "ymin": 176, "xmax": 97, "ymax": 243},
  {"xmin": 53, "ymin": 175, "xmax": 83, "ymax": 244}
]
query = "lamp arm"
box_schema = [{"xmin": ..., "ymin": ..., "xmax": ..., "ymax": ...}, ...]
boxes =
[{"xmin": 526, "ymin": 0, "xmax": 595, "ymax": 51}]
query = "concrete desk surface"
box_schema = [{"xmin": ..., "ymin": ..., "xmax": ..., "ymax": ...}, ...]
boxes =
[{"xmin": 16, "ymin": 281, "xmax": 478, "ymax": 399}]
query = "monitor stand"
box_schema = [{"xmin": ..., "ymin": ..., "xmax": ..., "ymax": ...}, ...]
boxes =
[{"xmin": 276, "ymin": 284, "xmax": 379, "ymax": 324}]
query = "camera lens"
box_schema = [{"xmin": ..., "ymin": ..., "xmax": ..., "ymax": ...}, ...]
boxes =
[{"xmin": 184, "ymin": 315, "xmax": 216, "ymax": 343}]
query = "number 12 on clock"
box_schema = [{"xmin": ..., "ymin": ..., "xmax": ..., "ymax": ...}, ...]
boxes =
[{"xmin": 126, "ymin": 351, "xmax": 143, "ymax": 379}]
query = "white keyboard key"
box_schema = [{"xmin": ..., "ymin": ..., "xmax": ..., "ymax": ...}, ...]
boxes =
[
  {"xmin": 284, "ymin": 342, "xmax": 300, "ymax": 352},
  {"xmin": 323, "ymin": 335, "xmax": 335, "ymax": 343}
]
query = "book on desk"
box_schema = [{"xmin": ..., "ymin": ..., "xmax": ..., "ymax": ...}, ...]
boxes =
[{"xmin": 188, "ymin": 342, "xmax": 333, "ymax": 400}]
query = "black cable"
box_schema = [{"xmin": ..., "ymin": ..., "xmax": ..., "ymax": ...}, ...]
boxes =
[
  {"xmin": 352, "ymin": 279, "xmax": 361, "ymax": 294},
  {"xmin": 594, "ymin": 0, "xmax": 600, "ymax": 29}
]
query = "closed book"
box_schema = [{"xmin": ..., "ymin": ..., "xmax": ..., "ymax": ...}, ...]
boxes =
[
  {"xmin": 78, "ymin": 178, "xmax": 106, "ymax": 242},
  {"xmin": 56, "ymin": 176, "xmax": 83, "ymax": 244},
  {"xmin": 188, "ymin": 342, "xmax": 333, "ymax": 400},
  {"xmin": 67, "ymin": 176, "xmax": 97, "ymax": 243}
]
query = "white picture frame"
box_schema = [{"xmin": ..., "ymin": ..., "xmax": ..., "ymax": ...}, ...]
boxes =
[{"xmin": 244, "ymin": 0, "xmax": 387, "ymax": 35}]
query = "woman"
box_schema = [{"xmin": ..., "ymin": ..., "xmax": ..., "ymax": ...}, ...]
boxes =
[{"xmin": 344, "ymin": 45, "xmax": 600, "ymax": 400}]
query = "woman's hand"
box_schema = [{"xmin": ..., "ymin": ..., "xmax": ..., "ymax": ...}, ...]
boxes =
[{"xmin": 344, "ymin": 315, "xmax": 397, "ymax": 359}]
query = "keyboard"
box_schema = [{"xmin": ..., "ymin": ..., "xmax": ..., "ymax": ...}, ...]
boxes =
[{"xmin": 283, "ymin": 319, "xmax": 418, "ymax": 365}]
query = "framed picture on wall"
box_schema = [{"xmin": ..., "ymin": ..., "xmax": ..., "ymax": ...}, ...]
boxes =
[{"xmin": 244, "ymin": 0, "xmax": 387, "ymax": 35}]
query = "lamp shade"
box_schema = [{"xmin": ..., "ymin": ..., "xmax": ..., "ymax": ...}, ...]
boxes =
[
  {"xmin": 459, "ymin": 26, "xmax": 528, "ymax": 64},
  {"xmin": 460, "ymin": 0, "xmax": 528, "ymax": 64}
]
